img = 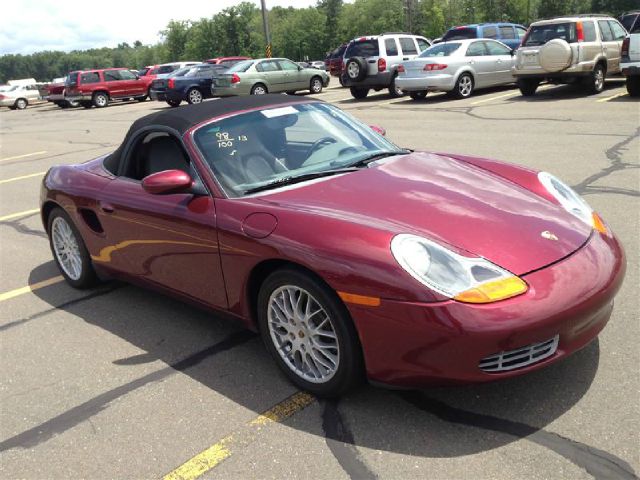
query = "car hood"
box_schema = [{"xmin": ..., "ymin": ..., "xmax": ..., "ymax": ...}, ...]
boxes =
[{"xmin": 256, "ymin": 152, "xmax": 592, "ymax": 275}]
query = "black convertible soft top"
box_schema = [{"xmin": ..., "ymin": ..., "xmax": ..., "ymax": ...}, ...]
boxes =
[{"xmin": 105, "ymin": 95, "xmax": 320, "ymax": 173}]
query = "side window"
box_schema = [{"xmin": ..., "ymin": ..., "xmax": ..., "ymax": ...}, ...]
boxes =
[
  {"xmin": 80, "ymin": 72, "xmax": 100, "ymax": 84},
  {"xmin": 278, "ymin": 59, "xmax": 300, "ymax": 71},
  {"xmin": 483, "ymin": 26, "xmax": 498, "ymax": 39},
  {"xmin": 256, "ymin": 60, "xmax": 280, "ymax": 72},
  {"xmin": 119, "ymin": 70, "xmax": 137, "ymax": 80},
  {"xmin": 399, "ymin": 37, "xmax": 418, "ymax": 55},
  {"xmin": 516, "ymin": 26, "xmax": 528, "ymax": 38},
  {"xmin": 598, "ymin": 20, "xmax": 614, "ymax": 41},
  {"xmin": 582, "ymin": 21, "xmax": 597, "ymax": 42},
  {"xmin": 197, "ymin": 67, "xmax": 214, "ymax": 78},
  {"xmin": 499, "ymin": 26, "xmax": 516, "ymax": 39},
  {"xmin": 485, "ymin": 41, "xmax": 511, "ymax": 56},
  {"xmin": 608, "ymin": 21, "xmax": 627, "ymax": 40},
  {"xmin": 125, "ymin": 132, "xmax": 191, "ymax": 181},
  {"xmin": 104, "ymin": 70, "xmax": 121, "ymax": 82},
  {"xmin": 416, "ymin": 38, "xmax": 430, "ymax": 52},
  {"xmin": 466, "ymin": 41, "xmax": 487, "ymax": 56},
  {"xmin": 158, "ymin": 66, "xmax": 175, "ymax": 74},
  {"xmin": 385, "ymin": 38, "xmax": 399, "ymax": 56}
]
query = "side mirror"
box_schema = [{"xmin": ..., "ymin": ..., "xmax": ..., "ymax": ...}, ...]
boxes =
[
  {"xmin": 369, "ymin": 125, "xmax": 386, "ymax": 136},
  {"xmin": 142, "ymin": 170, "xmax": 193, "ymax": 195},
  {"xmin": 510, "ymin": 48, "xmax": 516, "ymax": 56}
]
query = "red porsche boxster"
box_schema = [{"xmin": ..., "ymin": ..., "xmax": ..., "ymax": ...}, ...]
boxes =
[{"xmin": 41, "ymin": 95, "xmax": 625, "ymax": 396}]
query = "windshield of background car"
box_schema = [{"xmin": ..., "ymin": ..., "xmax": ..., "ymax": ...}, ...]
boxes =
[
  {"xmin": 418, "ymin": 42, "xmax": 462, "ymax": 57},
  {"xmin": 620, "ymin": 14, "xmax": 638, "ymax": 32},
  {"xmin": 193, "ymin": 102, "xmax": 402, "ymax": 197},
  {"xmin": 523, "ymin": 23, "xmax": 577, "ymax": 46},
  {"xmin": 168, "ymin": 67, "xmax": 190, "ymax": 77},
  {"xmin": 227, "ymin": 60, "xmax": 254, "ymax": 73},
  {"xmin": 345, "ymin": 40, "xmax": 380, "ymax": 57},
  {"xmin": 184, "ymin": 66, "xmax": 211, "ymax": 77},
  {"xmin": 442, "ymin": 27, "xmax": 477, "ymax": 40},
  {"xmin": 65, "ymin": 72, "xmax": 79, "ymax": 86}
]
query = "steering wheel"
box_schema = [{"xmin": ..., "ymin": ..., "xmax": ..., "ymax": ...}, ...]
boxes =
[{"xmin": 307, "ymin": 137, "xmax": 337, "ymax": 158}]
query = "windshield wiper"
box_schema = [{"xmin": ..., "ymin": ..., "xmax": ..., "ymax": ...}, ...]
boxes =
[
  {"xmin": 244, "ymin": 168, "xmax": 359, "ymax": 195},
  {"xmin": 348, "ymin": 150, "xmax": 407, "ymax": 168}
]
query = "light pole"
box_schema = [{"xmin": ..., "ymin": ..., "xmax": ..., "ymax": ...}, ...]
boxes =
[{"xmin": 260, "ymin": 0, "xmax": 272, "ymax": 58}]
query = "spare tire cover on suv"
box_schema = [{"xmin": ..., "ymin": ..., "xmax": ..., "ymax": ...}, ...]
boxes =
[
  {"xmin": 539, "ymin": 39, "xmax": 572, "ymax": 72},
  {"xmin": 345, "ymin": 57, "xmax": 368, "ymax": 82}
]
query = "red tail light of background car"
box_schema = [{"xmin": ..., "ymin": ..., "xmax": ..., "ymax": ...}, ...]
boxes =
[
  {"xmin": 378, "ymin": 58, "xmax": 386, "ymax": 72},
  {"xmin": 168, "ymin": 78, "xmax": 175, "ymax": 89},
  {"xmin": 622, "ymin": 37, "xmax": 630, "ymax": 57},
  {"xmin": 231, "ymin": 74, "xmax": 241, "ymax": 84},
  {"xmin": 424, "ymin": 64, "xmax": 448, "ymax": 71}
]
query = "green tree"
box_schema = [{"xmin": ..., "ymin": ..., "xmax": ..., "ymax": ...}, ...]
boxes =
[{"xmin": 160, "ymin": 20, "xmax": 192, "ymax": 61}]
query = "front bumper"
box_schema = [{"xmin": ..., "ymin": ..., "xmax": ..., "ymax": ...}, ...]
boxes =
[
  {"xmin": 348, "ymin": 230, "xmax": 625, "ymax": 387},
  {"xmin": 396, "ymin": 74, "xmax": 455, "ymax": 92}
]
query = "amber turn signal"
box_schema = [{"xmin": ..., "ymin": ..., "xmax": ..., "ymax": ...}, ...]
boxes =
[
  {"xmin": 592, "ymin": 212, "xmax": 608, "ymax": 234},
  {"xmin": 454, "ymin": 276, "xmax": 528, "ymax": 304}
]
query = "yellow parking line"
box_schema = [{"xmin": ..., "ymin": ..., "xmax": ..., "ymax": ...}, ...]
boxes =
[
  {"xmin": 470, "ymin": 91, "xmax": 519, "ymax": 105},
  {"xmin": 0, "ymin": 171, "xmax": 46, "ymax": 184},
  {"xmin": 164, "ymin": 391, "xmax": 315, "ymax": 480},
  {"xmin": 0, "ymin": 151, "xmax": 47, "ymax": 162},
  {"xmin": 0, "ymin": 208, "xmax": 40, "ymax": 222},
  {"xmin": 0, "ymin": 276, "xmax": 64, "ymax": 302},
  {"xmin": 596, "ymin": 92, "xmax": 627, "ymax": 103}
]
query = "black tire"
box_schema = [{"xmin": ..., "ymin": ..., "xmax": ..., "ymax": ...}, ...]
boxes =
[
  {"xmin": 388, "ymin": 75, "xmax": 405, "ymax": 98},
  {"xmin": 349, "ymin": 87, "xmax": 369, "ymax": 99},
  {"xmin": 409, "ymin": 91, "xmax": 428, "ymax": 100},
  {"xmin": 14, "ymin": 98, "xmax": 28, "ymax": 110},
  {"xmin": 338, "ymin": 76, "xmax": 345, "ymax": 87},
  {"xmin": 285, "ymin": 91, "xmax": 297, "ymax": 95},
  {"xmin": 345, "ymin": 57, "xmax": 367, "ymax": 82},
  {"xmin": 452, "ymin": 72, "xmax": 474, "ymax": 99},
  {"xmin": 81, "ymin": 101, "xmax": 93, "ymax": 108},
  {"xmin": 627, "ymin": 76, "xmax": 640, "ymax": 97},
  {"xmin": 257, "ymin": 268, "xmax": 363, "ymax": 397},
  {"xmin": 186, "ymin": 88, "xmax": 203, "ymax": 104},
  {"xmin": 68, "ymin": 99, "xmax": 80, "ymax": 108},
  {"xmin": 47, "ymin": 208, "xmax": 98, "ymax": 289},
  {"xmin": 92, "ymin": 91, "xmax": 109, "ymax": 108},
  {"xmin": 310, "ymin": 76, "xmax": 323, "ymax": 94},
  {"xmin": 251, "ymin": 83, "xmax": 268, "ymax": 95},
  {"xmin": 136, "ymin": 95, "xmax": 147, "ymax": 102},
  {"xmin": 584, "ymin": 63, "xmax": 606, "ymax": 94},
  {"xmin": 517, "ymin": 78, "xmax": 540, "ymax": 96},
  {"xmin": 166, "ymin": 99, "xmax": 181, "ymax": 107}
]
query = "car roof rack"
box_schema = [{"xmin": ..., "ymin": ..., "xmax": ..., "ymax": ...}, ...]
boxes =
[{"xmin": 380, "ymin": 32, "xmax": 414, "ymax": 35}]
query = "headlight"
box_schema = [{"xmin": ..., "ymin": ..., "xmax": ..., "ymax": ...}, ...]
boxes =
[
  {"xmin": 538, "ymin": 172, "xmax": 607, "ymax": 233},
  {"xmin": 390, "ymin": 234, "xmax": 528, "ymax": 304}
]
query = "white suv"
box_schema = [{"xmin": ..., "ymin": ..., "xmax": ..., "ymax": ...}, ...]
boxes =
[
  {"xmin": 513, "ymin": 15, "xmax": 627, "ymax": 96},
  {"xmin": 621, "ymin": 19, "xmax": 640, "ymax": 96},
  {"xmin": 341, "ymin": 33, "xmax": 431, "ymax": 99}
]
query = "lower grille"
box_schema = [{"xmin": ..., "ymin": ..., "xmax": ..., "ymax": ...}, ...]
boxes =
[{"xmin": 479, "ymin": 335, "xmax": 559, "ymax": 373}]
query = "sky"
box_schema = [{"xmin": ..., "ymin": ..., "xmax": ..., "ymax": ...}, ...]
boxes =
[{"xmin": 0, "ymin": 0, "xmax": 320, "ymax": 56}]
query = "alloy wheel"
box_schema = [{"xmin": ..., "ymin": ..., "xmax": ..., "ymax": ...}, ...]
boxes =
[
  {"xmin": 51, "ymin": 216, "xmax": 82, "ymax": 281},
  {"xmin": 267, "ymin": 285, "xmax": 340, "ymax": 383},
  {"xmin": 347, "ymin": 62, "xmax": 359, "ymax": 80},
  {"xmin": 458, "ymin": 75, "xmax": 473, "ymax": 97},
  {"xmin": 189, "ymin": 89, "xmax": 203, "ymax": 103},
  {"xmin": 311, "ymin": 78, "xmax": 322, "ymax": 93}
]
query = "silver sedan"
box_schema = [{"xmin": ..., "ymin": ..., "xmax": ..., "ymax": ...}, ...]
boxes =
[{"xmin": 396, "ymin": 39, "xmax": 517, "ymax": 99}]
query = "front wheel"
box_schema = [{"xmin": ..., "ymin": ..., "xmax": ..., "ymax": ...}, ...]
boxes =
[
  {"xmin": 257, "ymin": 268, "xmax": 363, "ymax": 397},
  {"xmin": 310, "ymin": 76, "xmax": 323, "ymax": 94},
  {"xmin": 15, "ymin": 98, "xmax": 28, "ymax": 110},
  {"xmin": 47, "ymin": 208, "xmax": 98, "ymax": 289},
  {"xmin": 453, "ymin": 73, "xmax": 474, "ymax": 98},
  {"xmin": 187, "ymin": 88, "xmax": 203, "ymax": 104},
  {"xmin": 409, "ymin": 91, "xmax": 428, "ymax": 100},
  {"xmin": 627, "ymin": 76, "xmax": 640, "ymax": 97}
]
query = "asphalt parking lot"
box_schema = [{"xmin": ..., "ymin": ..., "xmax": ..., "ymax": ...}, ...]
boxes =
[{"xmin": 0, "ymin": 81, "xmax": 638, "ymax": 480}]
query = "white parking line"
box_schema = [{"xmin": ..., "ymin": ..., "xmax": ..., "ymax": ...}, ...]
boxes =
[
  {"xmin": 0, "ymin": 151, "xmax": 47, "ymax": 163},
  {"xmin": 0, "ymin": 171, "xmax": 46, "ymax": 184},
  {"xmin": 596, "ymin": 92, "xmax": 627, "ymax": 103}
]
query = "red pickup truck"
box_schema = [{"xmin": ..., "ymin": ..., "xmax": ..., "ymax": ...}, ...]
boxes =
[{"xmin": 65, "ymin": 68, "xmax": 153, "ymax": 108}]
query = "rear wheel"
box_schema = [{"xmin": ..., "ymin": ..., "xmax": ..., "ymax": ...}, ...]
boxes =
[
  {"xmin": 257, "ymin": 268, "xmax": 363, "ymax": 397},
  {"xmin": 388, "ymin": 75, "xmax": 405, "ymax": 98},
  {"xmin": 350, "ymin": 87, "xmax": 369, "ymax": 99},
  {"xmin": 81, "ymin": 101, "xmax": 92, "ymax": 108},
  {"xmin": 136, "ymin": 95, "xmax": 147, "ymax": 102},
  {"xmin": 517, "ymin": 78, "xmax": 540, "ymax": 96},
  {"xmin": 15, "ymin": 98, "xmax": 28, "ymax": 110},
  {"xmin": 166, "ymin": 99, "xmax": 181, "ymax": 107},
  {"xmin": 409, "ymin": 90, "xmax": 427, "ymax": 100},
  {"xmin": 187, "ymin": 88, "xmax": 203, "ymax": 104},
  {"xmin": 626, "ymin": 76, "xmax": 640, "ymax": 97},
  {"xmin": 251, "ymin": 83, "xmax": 268, "ymax": 95},
  {"xmin": 453, "ymin": 73, "xmax": 474, "ymax": 98},
  {"xmin": 584, "ymin": 63, "xmax": 606, "ymax": 94},
  {"xmin": 92, "ymin": 92, "xmax": 109, "ymax": 108},
  {"xmin": 47, "ymin": 208, "xmax": 98, "ymax": 289},
  {"xmin": 310, "ymin": 76, "xmax": 323, "ymax": 94}
]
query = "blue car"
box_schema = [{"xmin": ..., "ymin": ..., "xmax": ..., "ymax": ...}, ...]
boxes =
[
  {"xmin": 437, "ymin": 23, "xmax": 528, "ymax": 50},
  {"xmin": 150, "ymin": 63, "xmax": 227, "ymax": 107}
]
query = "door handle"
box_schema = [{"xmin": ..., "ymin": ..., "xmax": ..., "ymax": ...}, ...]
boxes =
[
  {"xmin": 468, "ymin": 60, "xmax": 475, "ymax": 65},
  {"xmin": 99, "ymin": 202, "xmax": 114, "ymax": 213}
]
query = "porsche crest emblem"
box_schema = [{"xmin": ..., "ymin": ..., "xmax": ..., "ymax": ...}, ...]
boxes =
[{"xmin": 541, "ymin": 231, "xmax": 559, "ymax": 241}]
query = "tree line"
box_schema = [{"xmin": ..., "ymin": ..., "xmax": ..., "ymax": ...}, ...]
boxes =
[{"xmin": 0, "ymin": 0, "xmax": 636, "ymax": 83}]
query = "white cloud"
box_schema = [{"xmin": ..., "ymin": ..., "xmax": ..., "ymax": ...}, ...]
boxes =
[{"xmin": 1, "ymin": 0, "xmax": 319, "ymax": 55}]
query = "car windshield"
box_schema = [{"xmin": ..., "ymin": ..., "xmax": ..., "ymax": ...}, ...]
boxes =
[
  {"xmin": 65, "ymin": 73, "xmax": 79, "ymax": 86},
  {"xmin": 227, "ymin": 60, "xmax": 254, "ymax": 73},
  {"xmin": 620, "ymin": 14, "xmax": 638, "ymax": 32},
  {"xmin": 443, "ymin": 27, "xmax": 477, "ymax": 40},
  {"xmin": 194, "ymin": 102, "xmax": 403, "ymax": 197},
  {"xmin": 418, "ymin": 42, "xmax": 462, "ymax": 57},
  {"xmin": 523, "ymin": 23, "xmax": 577, "ymax": 46},
  {"xmin": 168, "ymin": 67, "xmax": 191, "ymax": 77}
]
